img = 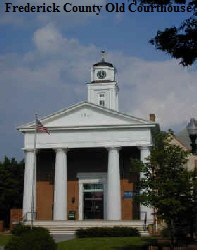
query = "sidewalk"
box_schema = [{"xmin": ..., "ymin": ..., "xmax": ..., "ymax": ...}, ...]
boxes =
[{"xmin": 52, "ymin": 233, "xmax": 75, "ymax": 243}]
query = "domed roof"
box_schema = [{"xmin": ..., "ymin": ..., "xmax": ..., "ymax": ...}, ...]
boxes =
[
  {"xmin": 93, "ymin": 50, "xmax": 114, "ymax": 68},
  {"xmin": 93, "ymin": 61, "xmax": 114, "ymax": 68}
]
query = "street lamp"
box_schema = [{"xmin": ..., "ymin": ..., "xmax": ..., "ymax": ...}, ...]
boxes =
[
  {"xmin": 187, "ymin": 118, "xmax": 197, "ymax": 154},
  {"xmin": 187, "ymin": 118, "xmax": 197, "ymax": 240}
]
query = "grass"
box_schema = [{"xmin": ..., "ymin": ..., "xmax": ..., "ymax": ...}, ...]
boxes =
[
  {"xmin": 0, "ymin": 233, "xmax": 155, "ymax": 250},
  {"xmin": 0, "ymin": 234, "xmax": 12, "ymax": 246},
  {"xmin": 57, "ymin": 237, "xmax": 154, "ymax": 250}
]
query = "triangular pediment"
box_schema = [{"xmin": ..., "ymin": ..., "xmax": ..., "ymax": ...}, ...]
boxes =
[{"xmin": 18, "ymin": 102, "xmax": 154, "ymax": 131}]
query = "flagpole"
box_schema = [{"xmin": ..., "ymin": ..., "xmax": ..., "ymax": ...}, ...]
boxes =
[{"xmin": 31, "ymin": 113, "xmax": 38, "ymax": 229}]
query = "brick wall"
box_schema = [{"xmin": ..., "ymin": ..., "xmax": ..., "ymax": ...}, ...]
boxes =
[
  {"xmin": 36, "ymin": 147, "xmax": 140, "ymax": 220},
  {"xmin": 120, "ymin": 147, "xmax": 140, "ymax": 220},
  {"xmin": 0, "ymin": 221, "xmax": 3, "ymax": 232},
  {"xmin": 36, "ymin": 150, "xmax": 55, "ymax": 220},
  {"xmin": 36, "ymin": 182, "xmax": 54, "ymax": 220},
  {"xmin": 10, "ymin": 209, "xmax": 22, "ymax": 230},
  {"xmin": 67, "ymin": 180, "xmax": 79, "ymax": 219}
]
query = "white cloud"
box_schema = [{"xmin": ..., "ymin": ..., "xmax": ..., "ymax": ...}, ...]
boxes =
[
  {"xmin": 0, "ymin": 24, "xmax": 197, "ymax": 160},
  {"xmin": 111, "ymin": 57, "xmax": 197, "ymax": 130},
  {"xmin": 33, "ymin": 23, "xmax": 65, "ymax": 55}
]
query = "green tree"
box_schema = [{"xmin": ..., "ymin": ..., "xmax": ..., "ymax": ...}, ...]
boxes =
[
  {"xmin": 0, "ymin": 157, "xmax": 24, "ymax": 228},
  {"xmin": 136, "ymin": 0, "xmax": 197, "ymax": 66},
  {"xmin": 174, "ymin": 168, "xmax": 197, "ymax": 241},
  {"xmin": 131, "ymin": 131, "xmax": 197, "ymax": 245}
]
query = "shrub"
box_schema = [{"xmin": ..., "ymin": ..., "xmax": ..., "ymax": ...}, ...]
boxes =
[
  {"xmin": 174, "ymin": 225, "xmax": 188, "ymax": 243},
  {"xmin": 31, "ymin": 226, "xmax": 50, "ymax": 235},
  {"xmin": 11, "ymin": 224, "xmax": 50, "ymax": 237},
  {"xmin": 6, "ymin": 225, "xmax": 56, "ymax": 250},
  {"xmin": 20, "ymin": 230, "xmax": 57, "ymax": 250},
  {"xmin": 4, "ymin": 236, "xmax": 24, "ymax": 250},
  {"xmin": 161, "ymin": 227, "xmax": 170, "ymax": 238},
  {"xmin": 76, "ymin": 226, "xmax": 140, "ymax": 238},
  {"xmin": 11, "ymin": 223, "xmax": 32, "ymax": 236}
]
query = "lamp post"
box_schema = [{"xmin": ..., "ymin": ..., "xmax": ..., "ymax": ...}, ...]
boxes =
[
  {"xmin": 187, "ymin": 118, "xmax": 197, "ymax": 240},
  {"xmin": 187, "ymin": 118, "xmax": 197, "ymax": 154}
]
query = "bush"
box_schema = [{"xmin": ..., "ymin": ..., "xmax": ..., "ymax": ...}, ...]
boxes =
[
  {"xmin": 174, "ymin": 225, "xmax": 188, "ymax": 243},
  {"xmin": 20, "ymin": 230, "xmax": 56, "ymax": 250},
  {"xmin": 4, "ymin": 236, "xmax": 23, "ymax": 250},
  {"xmin": 6, "ymin": 225, "xmax": 56, "ymax": 250},
  {"xmin": 76, "ymin": 226, "xmax": 140, "ymax": 238},
  {"xmin": 11, "ymin": 223, "xmax": 32, "ymax": 236},
  {"xmin": 161, "ymin": 227, "xmax": 170, "ymax": 238},
  {"xmin": 11, "ymin": 224, "xmax": 50, "ymax": 237}
]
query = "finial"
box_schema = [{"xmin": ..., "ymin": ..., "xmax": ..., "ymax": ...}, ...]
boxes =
[{"xmin": 101, "ymin": 50, "xmax": 106, "ymax": 62}]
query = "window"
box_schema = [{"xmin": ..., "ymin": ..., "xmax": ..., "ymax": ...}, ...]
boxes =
[
  {"xmin": 83, "ymin": 183, "xmax": 103, "ymax": 192},
  {"xmin": 98, "ymin": 93, "xmax": 105, "ymax": 107},
  {"xmin": 99, "ymin": 100, "xmax": 105, "ymax": 106}
]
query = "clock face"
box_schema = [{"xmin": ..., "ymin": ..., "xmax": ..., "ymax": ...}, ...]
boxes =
[{"xmin": 97, "ymin": 70, "xmax": 106, "ymax": 79}]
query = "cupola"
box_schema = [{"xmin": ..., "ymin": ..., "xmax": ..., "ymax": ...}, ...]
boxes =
[{"xmin": 87, "ymin": 51, "xmax": 119, "ymax": 111}]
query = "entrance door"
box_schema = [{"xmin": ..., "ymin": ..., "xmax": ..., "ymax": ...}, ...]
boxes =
[{"xmin": 83, "ymin": 183, "xmax": 104, "ymax": 219}]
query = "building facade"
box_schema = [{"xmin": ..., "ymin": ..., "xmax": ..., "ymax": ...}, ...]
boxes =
[
  {"xmin": 171, "ymin": 134, "xmax": 197, "ymax": 171},
  {"xmin": 18, "ymin": 55, "xmax": 155, "ymax": 224}
]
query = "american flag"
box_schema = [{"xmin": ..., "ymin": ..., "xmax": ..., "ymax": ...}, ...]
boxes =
[{"xmin": 36, "ymin": 118, "xmax": 50, "ymax": 134}]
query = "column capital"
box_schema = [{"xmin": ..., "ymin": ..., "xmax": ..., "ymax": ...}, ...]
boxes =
[
  {"xmin": 137, "ymin": 145, "xmax": 151, "ymax": 151},
  {"xmin": 23, "ymin": 148, "xmax": 39, "ymax": 153},
  {"xmin": 54, "ymin": 148, "xmax": 69, "ymax": 153},
  {"xmin": 106, "ymin": 146, "xmax": 122, "ymax": 152},
  {"xmin": 23, "ymin": 148, "xmax": 34, "ymax": 152}
]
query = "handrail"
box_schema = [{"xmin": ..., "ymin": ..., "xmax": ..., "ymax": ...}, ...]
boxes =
[
  {"xmin": 140, "ymin": 211, "xmax": 147, "ymax": 231},
  {"xmin": 22, "ymin": 212, "xmax": 37, "ymax": 222}
]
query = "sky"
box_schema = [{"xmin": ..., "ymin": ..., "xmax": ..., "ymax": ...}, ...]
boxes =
[{"xmin": 0, "ymin": 0, "xmax": 196, "ymax": 161}]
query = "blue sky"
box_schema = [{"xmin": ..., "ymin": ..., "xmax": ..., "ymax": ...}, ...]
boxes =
[{"xmin": 0, "ymin": 0, "xmax": 196, "ymax": 160}]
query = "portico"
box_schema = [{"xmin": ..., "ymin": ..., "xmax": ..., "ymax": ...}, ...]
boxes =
[
  {"xmin": 22, "ymin": 143, "xmax": 152, "ymax": 222},
  {"xmin": 18, "ymin": 53, "xmax": 155, "ymax": 228}
]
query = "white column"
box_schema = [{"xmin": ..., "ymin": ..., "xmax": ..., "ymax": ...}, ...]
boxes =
[
  {"xmin": 53, "ymin": 148, "xmax": 68, "ymax": 220},
  {"xmin": 139, "ymin": 146, "xmax": 153, "ymax": 222},
  {"xmin": 107, "ymin": 147, "xmax": 121, "ymax": 220},
  {"xmin": 23, "ymin": 149, "xmax": 35, "ymax": 220}
]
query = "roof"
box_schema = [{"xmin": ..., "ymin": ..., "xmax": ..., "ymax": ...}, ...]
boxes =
[
  {"xmin": 93, "ymin": 61, "xmax": 114, "ymax": 68},
  {"xmin": 176, "ymin": 128, "xmax": 191, "ymax": 150},
  {"xmin": 172, "ymin": 134, "xmax": 190, "ymax": 150},
  {"xmin": 17, "ymin": 101, "xmax": 156, "ymax": 132},
  {"xmin": 89, "ymin": 80, "xmax": 115, "ymax": 84}
]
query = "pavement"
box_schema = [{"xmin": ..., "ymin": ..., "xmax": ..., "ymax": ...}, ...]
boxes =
[{"xmin": 52, "ymin": 233, "xmax": 76, "ymax": 243}]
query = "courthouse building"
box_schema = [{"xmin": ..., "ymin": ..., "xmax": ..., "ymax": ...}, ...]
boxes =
[{"xmin": 17, "ymin": 54, "xmax": 156, "ymax": 231}]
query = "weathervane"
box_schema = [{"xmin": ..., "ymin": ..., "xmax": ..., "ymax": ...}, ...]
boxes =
[{"xmin": 101, "ymin": 50, "xmax": 106, "ymax": 62}]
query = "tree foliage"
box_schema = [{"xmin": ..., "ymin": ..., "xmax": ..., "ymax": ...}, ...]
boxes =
[
  {"xmin": 137, "ymin": 0, "xmax": 197, "ymax": 66},
  {"xmin": 0, "ymin": 157, "xmax": 24, "ymax": 228},
  {"xmin": 5, "ymin": 224, "xmax": 57, "ymax": 250},
  {"xmin": 131, "ymin": 130, "xmax": 197, "ymax": 241}
]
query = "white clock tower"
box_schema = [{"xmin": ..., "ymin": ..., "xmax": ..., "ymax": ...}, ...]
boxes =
[{"xmin": 87, "ymin": 51, "xmax": 119, "ymax": 111}]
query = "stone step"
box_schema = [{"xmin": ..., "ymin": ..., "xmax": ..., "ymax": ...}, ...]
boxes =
[{"xmin": 24, "ymin": 220, "xmax": 150, "ymax": 236}]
